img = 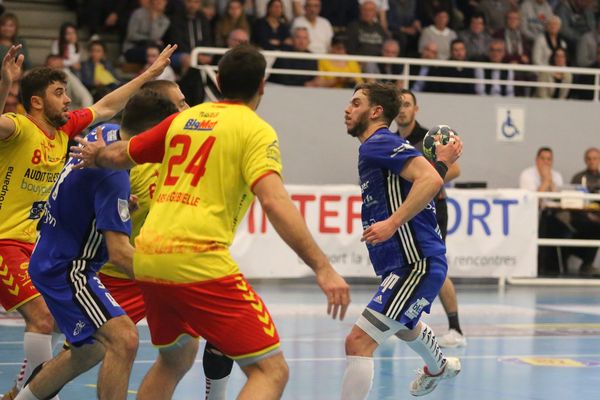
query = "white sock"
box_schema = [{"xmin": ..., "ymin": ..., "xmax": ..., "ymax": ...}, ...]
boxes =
[
  {"xmin": 51, "ymin": 332, "xmax": 64, "ymax": 351},
  {"xmin": 14, "ymin": 386, "xmax": 40, "ymax": 400},
  {"xmin": 205, "ymin": 376, "xmax": 229, "ymax": 400},
  {"xmin": 340, "ymin": 356, "xmax": 374, "ymax": 400},
  {"xmin": 22, "ymin": 333, "xmax": 53, "ymax": 390},
  {"xmin": 405, "ymin": 323, "xmax": 446, "ymax": 375},
  {"xmin": 15, "ymin": 358, "xmax": 27, "ymax": 390}
]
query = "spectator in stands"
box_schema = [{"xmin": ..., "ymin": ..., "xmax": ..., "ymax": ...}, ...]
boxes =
[
  {"xmin": 571, "ymin": 46, "xmax": 600, "ymax": 100},
  {"xmin": 459, "ymin": 12, "xmax": 493, "ymax": 61},
  {"xmin": 81, "ymin": 0, "xmax": 141, "ymax": 40},
  {"xmin": 45, "ymin": 54, "xmax": 93, "ymax": 110},
  {"xmin": 317, "ymin": 35, "xmax": 364, "ymax": 88},
  {"xmin": 520, "ymin": 0, "xmax": 554, "ymax": 42},
  {"xmin": 576, "ymin": 16, "xmax": 600, "ymax": 67},
  {"xmin": 254, "ymin": 0, "xmax": 303, "ymax": 22},
  {"xmin": 81, "ymin": 40, "xmax": 121, "ymax": 101},
  {"xmin": 140, "ymin": 44, "xmax": 177, "ymax": 81},
  {"xmin": 554, "ymin": 0, "xmax": 596, "ymax": 52},
  {"xmin": 291, "ymin": 0, "xmax": 333, "ymax": 54},
  {"xmin": 417, "ymin": 0, "xmax": 460, "ymax": 31},
  {"xmin": 268, "ymin": 26, "xmax": 323, "ymax": 86},
  {"xmin": 346, "ymin": 1, "xmax": 387, "ymax": 56},
  {"xmin": 51, "ymin": 22, "xmax": 81, "ymax": 75},
  {"xmin": 435, "ymin": 38, "xmax": 476, "ymax": 94},
  {"xmin": 569, "ymin": 147, "xmax": 600, "ymax": 277},
  {"xmin": 494, "ymin": 9, "xmax": 532, "ymax": 64},
  {"xmin": 227, "ymin": 27, "xmax": 250, "ymax": 47},
  {"xmin": 536, "ymin": 47, "xmax": 572, "ymax": 99},
  {"xmin": 165, "ymin": 0, "xmax": 215, "ymax": 74},
  {"xmin": 410, "ymin": 41, "xmax": 441, "ymax": 92},
  {"xmin": 418, "ymin": 9, "xmax": 457, "ymax": 60},
  {"xmin": 0, "ymin": 13, "xmax": 30, "ymax": 70},
  {"xmin": 477, "ymin": 0, "xmax": 514, "ymax": 34},
  {"xmin": 520, "ymin": 147, "xmax": 563, "ymax": 193},
  {"xmin": 252, "ymin": 0, "xmax": 293, "ymax": 50},
  {"xmin": 364, "ymin": 38, "xmax": 404, "ymax": 88},
  {"xmin": 532, "ymin": 15, "xmax": 568, "ymax": 65},
  {"xmin": 123, "ymin": 0, "xmax": 171, "ymax": 64},
  {"xmin": 215, "ymin": 0, "xmax": 251, "ymax": 47},
  {"xmin": 387, "ymin": 0, "xmax": 420, "ymax": 57},
  {"xmin": 475, "ymin": 39, "xmax": 515, "ymax": 96},
  {"xmin": 320, "ymin": 0, "xmax": 359, "ymax": 33},
  {"xmin": 358, "ymin": 0, "xmax": 389, "ymax": 33},
  {"xmin": 519, "ymin": 147, "xmax": 566, "ymax": 276}
]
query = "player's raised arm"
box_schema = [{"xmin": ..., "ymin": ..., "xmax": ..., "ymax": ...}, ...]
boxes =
[
  {"xmin": 0, "ymin": 44, "xmax": 24, "ymax": 139},
  {"xmin": 252, "ymin": 173, "xmax": 351, "ymax": 320},
  {"xmin": 90, "ymin": 44, "xmax": 177, "ymax": 122}
]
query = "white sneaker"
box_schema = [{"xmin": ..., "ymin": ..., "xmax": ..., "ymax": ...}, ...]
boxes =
[
  {"xmin": 409, "ymin": 357, "xmax": 461, "ymax": 396},
  {"xmin": 437, "ymin": 329, "xmax": 467, "ymax": 348}
]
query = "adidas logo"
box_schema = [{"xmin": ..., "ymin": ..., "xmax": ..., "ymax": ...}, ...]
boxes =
[{"xmin": 373, "ymin": 295, "xmax": 383, "ymax": 304}]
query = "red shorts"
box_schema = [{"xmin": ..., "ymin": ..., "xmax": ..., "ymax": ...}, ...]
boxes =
[
  {"xmin": 99, "ymin": 273, "xmax": 147, "ymax": 324},
  {"xmin": 138, "ymin": 273, "xmax": 280, "ymax": 366},
  {"xmin": 0, "ymin": 240, "xmax": 39, "ymax": 312}
]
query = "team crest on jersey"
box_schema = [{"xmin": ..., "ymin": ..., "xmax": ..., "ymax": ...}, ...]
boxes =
[
  {"xmin": 28, "ymin": 201, "xmax": 46, "ymax": 220},
  {"xmin": 117, "ymin": 198, "xmax": 131, "ymax": 222}
]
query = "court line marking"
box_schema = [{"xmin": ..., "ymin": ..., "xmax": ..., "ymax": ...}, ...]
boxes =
[
  {"xmin": 2, "ymin": 353, "xmax": 600, "ymax": 366},
  {"xmin": 2, "ymin": 335, "xmax": 600, "ymax": 346}
]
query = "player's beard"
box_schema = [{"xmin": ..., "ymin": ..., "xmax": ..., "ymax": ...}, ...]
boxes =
[
  {"xmin": 47, "ymin": 109, "xmax": 69, "ymax": 128},
  {"xmin": 347, "ymin": 110, "xmax": 369, "ymax": 138}
]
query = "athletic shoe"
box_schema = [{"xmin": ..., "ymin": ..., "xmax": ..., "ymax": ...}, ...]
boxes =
[
  {"xmin": 409, "ymin": 357, "xmax": 461, "ymax": 396},
  {"xmin": 437, "ymin": 329, "xmax": 467, "ymax": 348}
]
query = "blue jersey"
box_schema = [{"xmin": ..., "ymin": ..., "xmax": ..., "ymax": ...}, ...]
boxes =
[
  {"xmin": 30, "ymin": 124, "xmax": 131, "ymax": 275},
  {"xmin": 359, "ymin": 128, "xmax": 445, "ymax": 276}
]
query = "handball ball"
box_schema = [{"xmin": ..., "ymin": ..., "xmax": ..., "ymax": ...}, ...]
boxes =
[{"xmin": 422, "ymin": 125, "xmax": 458, "ymax": 162}]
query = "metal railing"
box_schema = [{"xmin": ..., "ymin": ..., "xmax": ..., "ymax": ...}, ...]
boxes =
[{"xmin": 191, "ymin": 46, "xmax": 600, "ymax": 101}]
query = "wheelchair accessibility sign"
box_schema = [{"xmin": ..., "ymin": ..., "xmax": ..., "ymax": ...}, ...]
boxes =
[{"xmin": 496, "ymin": 106, "xmax": 525, "ymax": 142}]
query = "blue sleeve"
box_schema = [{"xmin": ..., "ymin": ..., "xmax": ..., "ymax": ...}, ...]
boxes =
[
  {"xmin": 94, "ymin": 171, "xmax": 132, "ymax": 236},
  {"xmin": 360, "ymin": 135, "xmax": 422, "ymax": 175}
]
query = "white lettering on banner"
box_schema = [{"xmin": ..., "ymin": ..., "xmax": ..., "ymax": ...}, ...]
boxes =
[{"xmin": 230, "ymin": 186, "xmax": 538, "ymax": 279}]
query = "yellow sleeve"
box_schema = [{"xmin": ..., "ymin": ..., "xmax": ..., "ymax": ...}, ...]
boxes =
[
  {"xmin": 242, "ymin": 121, "xmax": 283, "ymax": 187},
  {"xmin": 0, "ymin": 113, "xmax": 23, "ymax": 144}
]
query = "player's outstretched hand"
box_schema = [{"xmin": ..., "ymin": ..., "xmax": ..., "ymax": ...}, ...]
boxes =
[
  {"xmin": 361, "ymin": 218, "xmax": 397, "ymax": 245},
  {"xmin": 69, "ymin": 127, "xmax": 106, "ymax": 169},
  {"xmin": 435, "ymin": 135, "xmax": 463, "ymax": 166},
  {"xmin": 316, "ymin": 266, "xmax": 350, "ymax": 320},
  {"xmin": 145, "ymin": 44, "xmax": 177, "ymax": 79},
  {"xmin": 1, "ymin": 44, "xmax": 24, "ymax": 84}
]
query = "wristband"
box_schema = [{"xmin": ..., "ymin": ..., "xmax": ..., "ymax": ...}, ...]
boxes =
[{"xmin": 434, "ymin": 161, "xmax": 448, "ymax": 179}]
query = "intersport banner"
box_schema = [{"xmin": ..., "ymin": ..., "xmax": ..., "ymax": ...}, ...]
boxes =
[{"xmin": 230, "ymin": 186, "xmax": 538, "ymax": 278}]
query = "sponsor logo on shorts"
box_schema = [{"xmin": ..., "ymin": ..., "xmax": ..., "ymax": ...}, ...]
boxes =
[
  {"xmin": 404, "ymin": 297, "xmax": 430, "ymax": 320},
  {"xmin": 373, "ymin": 295, "xmax": 383, "ymax": 304},
  {"xmin": 73, "ymin": 320, "xmax": 86, "ymax": 336}
]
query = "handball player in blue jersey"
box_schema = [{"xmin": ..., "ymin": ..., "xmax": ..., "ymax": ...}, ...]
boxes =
[
  {"xmin": 340, "ymin": 82, "xmax": 463, "ymax": 399},
  {"xmin": 17, "ymin": 90, "xmax": 178, "ymax": 400}
]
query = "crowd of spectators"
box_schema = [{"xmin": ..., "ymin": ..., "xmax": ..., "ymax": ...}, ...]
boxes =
[{"xmin": 2, "ymin": 0, "xmax": 600, "ymax": 114}]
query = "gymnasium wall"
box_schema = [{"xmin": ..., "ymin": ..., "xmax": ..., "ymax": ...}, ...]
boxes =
[{"xmin": 258, "ymin": 84, "xmax": 600, "ymax": 188}]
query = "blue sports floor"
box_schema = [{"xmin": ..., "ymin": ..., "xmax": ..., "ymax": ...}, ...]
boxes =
[{"xmin": 2, "ymin": 282, "xmax": 600, "ymax": 399}]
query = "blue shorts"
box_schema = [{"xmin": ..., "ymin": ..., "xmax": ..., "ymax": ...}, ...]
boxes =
[
  {"xmin": 366, "ymin": 254, "xmax": 447, "ymax": 330},
  {"xmin": 29, "ymin": 261, "xmax": 125, "ymax": 346}
]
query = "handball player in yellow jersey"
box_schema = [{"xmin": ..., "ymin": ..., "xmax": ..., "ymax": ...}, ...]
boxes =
[
  {"xmin": 72, "ymin": 44, "xmax": 351, "ymax": 400},
  {"xmin": 0, "ymin": 43, "xmax": 176, "ymax": 399}
]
